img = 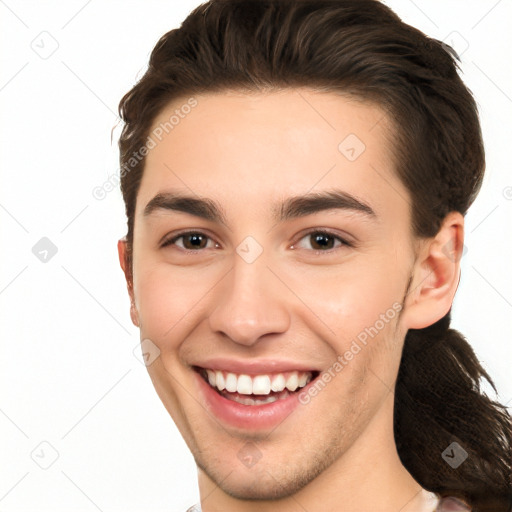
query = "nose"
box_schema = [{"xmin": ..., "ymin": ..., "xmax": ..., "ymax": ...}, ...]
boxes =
[{"xmin": 208, "ymin": 254, "xmax": 291, "ymax": 346}]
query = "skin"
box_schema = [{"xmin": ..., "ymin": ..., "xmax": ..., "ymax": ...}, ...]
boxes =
[{"xmin": 118, "ymin": 88, "xmax": 464, "ymax": 512}]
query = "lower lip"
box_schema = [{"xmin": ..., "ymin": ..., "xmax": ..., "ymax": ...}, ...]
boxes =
[{"xmin": 194, "ymin": 371, "xmax": 309, "ymax": 431}]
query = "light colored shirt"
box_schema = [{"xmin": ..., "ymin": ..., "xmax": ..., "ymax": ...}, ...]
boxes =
[{"xmin": 185, "ymin": 495, "xmax": 472, "ymax": 511}]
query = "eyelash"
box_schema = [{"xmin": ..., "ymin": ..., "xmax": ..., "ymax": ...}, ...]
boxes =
[
  {"xmin": 292, "ymin": 230, "xmax": 353, "ymax": 252},
  {"xmin": 160, "ymin": 229, "xmax": 353, "ymax": 254},
  {"xmin": 160, "ymin": 231, "xmax": 219, "ymax": 252}
]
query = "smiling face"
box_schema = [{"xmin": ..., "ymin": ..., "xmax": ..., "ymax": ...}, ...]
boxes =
[{"xmin": 122, "ymin": 88, "xmax": 424, "ymax": 502}]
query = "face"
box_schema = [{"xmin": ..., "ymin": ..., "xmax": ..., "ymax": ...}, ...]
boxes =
[{"xmin": 127, "ymin": 89, "xmax": 418, "ymax": 500}]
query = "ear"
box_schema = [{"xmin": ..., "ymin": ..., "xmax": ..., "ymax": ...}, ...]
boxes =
[
  {"xmin": 401, "ymin": 212, "xmax": 464, "ymax": 329},
  {"xmin": 117, "ymin": 237, "xmax": 139, "ymax": 327}
]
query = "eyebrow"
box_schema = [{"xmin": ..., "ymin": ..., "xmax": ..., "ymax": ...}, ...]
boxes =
[
  {"xmin": 277, "ymin": 189, "xmax": 376, "ymax": 221},
  {"xmin": 143, "ymin": 189, "xmax": 376, "ymax": 225},
  {"xmin": 144, "ymin": 193, "xmax": 227, "ymax": 224}
]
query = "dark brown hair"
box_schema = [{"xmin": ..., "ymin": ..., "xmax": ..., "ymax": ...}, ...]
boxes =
[{"xmin": 117, "ymin": 1, "xmax": 512, "ymax": 509}]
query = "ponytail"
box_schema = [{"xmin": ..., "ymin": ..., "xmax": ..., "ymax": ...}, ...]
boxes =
[{"xmin": 394, "ymin": 312, "xmax": 512, "ymax": 511}]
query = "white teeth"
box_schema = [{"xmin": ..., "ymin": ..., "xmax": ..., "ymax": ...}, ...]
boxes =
[
  {"xmin": 215, "ymin": 370, "xmax": 225, "ymax": 391},
  {"xmin": 206, "ymin": 369, "xmax": 216, "ymax": 387},
  {"xmin": 285, "ymin": 372, "xmax": 299, "ymax": 392},
  {"xmin": 236, "ymin": 374, "xmax": 253, "ymax": 395},
  {"xmin": 231, "ymin": 394, "xmax": 280, "ymax": 406},
  {"xmin": 225, "ymin": 373, "xmax": 238, "ymax": 392},
  {"xmin": 271, "ymin": 374, "xmax": 286, "ymax": 392},
  {"xmin": 252, "ymin": 375, "xmax": 271, "ymax": 395},
  {"xmin": 203, "ymin": 369, "xmax": 314, "ymax": 397}
]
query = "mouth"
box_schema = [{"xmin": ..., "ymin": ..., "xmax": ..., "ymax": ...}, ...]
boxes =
[{"xmin": 194, "ymin": 367, "xmax": 320, "ymax": 406}]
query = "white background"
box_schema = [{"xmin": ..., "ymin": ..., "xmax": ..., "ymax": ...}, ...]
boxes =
[{"xmin": 0, "ymin": 1, "xmax": 510, "ymax": 510}]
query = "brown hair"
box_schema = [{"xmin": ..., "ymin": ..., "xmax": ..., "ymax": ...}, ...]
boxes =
[{"xmin": 117, "ymin": 1, "xmax": 512, "ymax": 509}]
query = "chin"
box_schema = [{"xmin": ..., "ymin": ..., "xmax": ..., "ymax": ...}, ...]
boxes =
[{"xmin": 195, "ymin": 448, "xmax": 334, "ymax": 501}]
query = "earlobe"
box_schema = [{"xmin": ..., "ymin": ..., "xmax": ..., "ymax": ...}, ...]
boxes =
[
  {"xmin": 117, "ymin": 238, "xmax": 140, "ymax": 328},
  {"xmin": 402, "ymin": 212, "xmax": 464, "ymax": 330},
  {"xmin": 129, "ymin": 300, "xmax": 140, "ymax": 328}
]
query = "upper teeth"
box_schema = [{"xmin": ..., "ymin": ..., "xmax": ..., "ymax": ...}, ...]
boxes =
[{"xmin": 204, "ymin": 369, "xmax": 312, "ymax": 395}]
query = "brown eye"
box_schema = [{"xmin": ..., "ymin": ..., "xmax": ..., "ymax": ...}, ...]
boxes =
[
  {"xmin": 161, "ymin": 232, "xmax": 217, "ymax": 251},
  {"xmin": 181, "ymin": 233, "xmax": 208, "ymax": 250},
  {"xmin": 292, "ymin": 230, "xmax": 351, "ymax": 252},
  {"xmin": 309, "ymin": 232, "xmax": 336, "ymax": 250}
]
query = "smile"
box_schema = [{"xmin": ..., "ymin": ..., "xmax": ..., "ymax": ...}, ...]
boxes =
[{"xmin": 197, "ymin": 368, "xmax": 319, "ymax": 406}]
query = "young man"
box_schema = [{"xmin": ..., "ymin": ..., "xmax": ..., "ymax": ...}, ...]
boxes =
[{"xmin": 116, "ymin": 1, "xmax": 512, "ymax": 510}]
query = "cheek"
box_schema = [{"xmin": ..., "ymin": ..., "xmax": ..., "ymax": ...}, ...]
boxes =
[
  {"xmin": 133, "ymin": 263, "xmax": 212, "ymax": 344},
  {"xmin": 285, "ymin": 258, "xmax": 406, "ymax": 392},
  {"xmin": 286, "ymin": 256, "xmax": 405, "ymax": 342}
]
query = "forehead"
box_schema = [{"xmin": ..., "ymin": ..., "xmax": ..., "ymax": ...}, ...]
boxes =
[{"xmin": 137, "ymin": 88, "xmax": 409, "ymax": 224}]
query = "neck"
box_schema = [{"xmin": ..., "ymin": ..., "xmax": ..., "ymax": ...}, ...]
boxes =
[{"xmin": 196, "ymin": 391, "xmax": 438, "ymax": 512}]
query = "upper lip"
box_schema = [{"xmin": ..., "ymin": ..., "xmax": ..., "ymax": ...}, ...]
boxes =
[{"xmin": 193, "ymin": 358, "xmax": 320, "ymax": 375}]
